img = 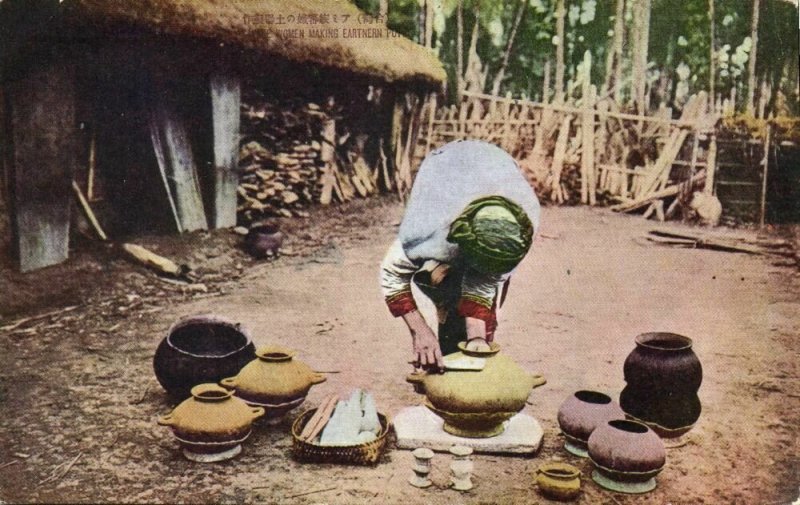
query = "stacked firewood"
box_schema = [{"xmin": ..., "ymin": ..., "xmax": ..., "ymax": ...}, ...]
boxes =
[
  {"xmin": 237, "ymin": 99, "xmax": 326, "ymax": 223},
  {"xmin": 237, "ymin": 95, "xmax": 380, "ymax": 225}
]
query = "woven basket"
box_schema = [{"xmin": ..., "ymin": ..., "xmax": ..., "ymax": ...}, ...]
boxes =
[{"xmin": 291, "ymin": 408, "xmax": 392, "ymax": 465}]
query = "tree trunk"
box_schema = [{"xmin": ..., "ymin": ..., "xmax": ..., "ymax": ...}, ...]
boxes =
[
  {"xmin": 554, "ymin": 0, "xmax": 566, "ymax": 102},
  {"xmin": 603, "ymin": 0, "xmax": 626, "ymax": 100},
  {"xmin": 709, "ymin": 0, "xmax": 716, "ymax": 104},
  {"xmin": 631, "ymin": 0, "xmax": 651, "ymax": 115},
  {"xmin": 456, "ymin": 0, "xmax": 464, "ymax": 96},
  {"xmin": 746, "ymin": 0, "xmax": 760, "ymax": 115},
  {"xmin": 425, "ymin": 0, "xmax": 434, "ymax": 49},
  {"xmin": 491, "ymin": 0, "xmax": 527, "ymax": 96},
  {"xmin": 379, "ymin": 0, "xmax": 388, "ymax": 19}
]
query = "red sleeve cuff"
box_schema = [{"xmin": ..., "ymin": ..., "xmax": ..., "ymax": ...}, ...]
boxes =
[
  {"xmin": 386, "ymin": 292, "xmax": 417, "ymax": 317},
  {"xmin": 457, "ymin": 298, "xmax": 494, "ymax": 322}
]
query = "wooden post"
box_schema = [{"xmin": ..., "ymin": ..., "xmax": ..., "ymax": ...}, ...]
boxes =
[
  {"xmin": 551, "ymin": 115, "xmax": 572, "ymax": 203},
  {"xmin": 425, "ymin": 92, "xmax": 437, "ymax": 155},
  {"xmin": 704, "ymin": 135, "xmax": 717, "ymax": 195},
  {"xmin": 209, "ymin": 71, "xmax": 241, "ymax": 228},
  {"xmin": 580, "ymin": 51, "xmax": 594, "ymax": 205},
  {"xmin": 7, "ymin": 61, "xmax": 77, "ymax": 271},
  {"xmin": 759, "ymin": 124, "xmax": 771, "ymax": 227},
  {"xmin": 150, "ymin": 100, "xmax": 208, "ymax": 232}
]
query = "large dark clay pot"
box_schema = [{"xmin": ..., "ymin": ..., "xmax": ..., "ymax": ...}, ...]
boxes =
[
  {"xmin": 153, "ymin": 315, "xmax": 256, "ymax": 398},
  {"xmin": 621, "ymin": 332, "xmax": 702, "ymax": 438},
  {"xmin": 623, "ymin": 332, "xmax": 702, "ymax": 393}
]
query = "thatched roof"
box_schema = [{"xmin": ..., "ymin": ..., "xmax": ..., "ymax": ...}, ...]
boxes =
[{"xmin": 65, "ymin": 0, "xmax": 446, "ymax": 86}]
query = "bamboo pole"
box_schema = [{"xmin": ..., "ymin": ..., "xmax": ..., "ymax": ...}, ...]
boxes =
[
  {"xmin": 704, "ymin": 135, "xmax": 717, "ymax": 195},
  {"xmin": 459, "ymin": 90, "xmax": 697, "ymax": 127},
  {"xmin": 759, "ymin": 124, "xmax": 771, "ymax": 227},
  {"xmin": 425, "ymin": 92, "xmax": 437, "ymax": 155},
  {"xmin": 72, "ymin": 180, "xmax": 108, "ymax": 241}
]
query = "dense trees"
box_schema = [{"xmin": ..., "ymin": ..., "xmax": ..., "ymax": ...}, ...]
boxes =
[{"xmin": 354, "ymin": 0, "xmax": 799, "ymax": 116}]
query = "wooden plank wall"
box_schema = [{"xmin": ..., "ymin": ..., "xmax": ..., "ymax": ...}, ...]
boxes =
[
  {"xmin": 6, "ymin": 61, "xmax": 77, "ymax": 272},
  {"xmin": 209, "ymin": 72, "xmax": 241, "ymax": 229}
]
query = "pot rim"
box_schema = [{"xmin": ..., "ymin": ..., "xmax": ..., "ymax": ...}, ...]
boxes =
[
  {"xmin": 573, "ymin": 390, "xmax": 613, "ymax": 404},
  {"xmin": 166, "ymin": 315, "xmax": 253, "ymax": 359},
  {"xmin": 537, "ymin": 461, "xmax": 581, "ymax": 479},
  {"xmin": 191, "ymin": 383, "xmax": 234, "ymax": 402},
  {"xmin": 255, "ymin": 345, "xmax": 297, "ymax": 361},
  {"xmin": 634, "ymin": 332, "xmax": 693, "ymax": 352}
]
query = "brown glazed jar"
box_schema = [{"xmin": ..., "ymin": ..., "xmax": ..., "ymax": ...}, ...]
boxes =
[
  {"xmin": 557, "ymin": 390, "xmax": 625, "ymax": 457},
  {"xmin": 588, "ymin": 419, "xmax": 666, "ymax": 494},
  {"xmin": 621, "ymin": 332, "xmax": 702, "ymax": 438}
]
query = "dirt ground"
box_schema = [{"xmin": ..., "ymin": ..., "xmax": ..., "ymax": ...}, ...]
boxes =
[{"xmin": 1, "ymin": 198, "xmax": 799, "ymax": 505}]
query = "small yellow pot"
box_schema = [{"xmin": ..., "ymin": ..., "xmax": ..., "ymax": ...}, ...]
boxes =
[{"xmin": 535, "ymin": 462, "xmax": 581, "ymax": 501}]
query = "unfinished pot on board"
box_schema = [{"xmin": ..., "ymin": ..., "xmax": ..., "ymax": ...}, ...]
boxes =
[
  {"xmin": 557, "ymin": 390, "xmax": 625, "ymax": 457},
  {"xmin": 157, "ymin": 383, "xmax": 265, "ymax": 462},
  {"xmin": 406, "ymin": 342, "xmax": 546, "ymax": 438},
  {"xmin": 587, "ymin": 419, "xmax": 666, "ymax": 494},
  {"xmin": 221, "ymin": 345, "xmax": 327, "ymax": 420},
  {"xmin": 153, "ymin": 315, "xmax": 256, "ymax": 399}
]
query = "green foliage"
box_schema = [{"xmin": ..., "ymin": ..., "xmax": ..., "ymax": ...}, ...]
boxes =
[{"xmin": 376, "ymin": 0, "xmax": 798, "ymax": 114}]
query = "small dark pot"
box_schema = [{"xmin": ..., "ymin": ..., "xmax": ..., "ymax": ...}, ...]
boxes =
[
  {"xmin": 620, "ymin": 386, "xmax": 701, "ymax": 438},
  {"xmin": 557, "ymin": 390, "xmax": 625, "ymax": 456},
  {"xmin": 623, "ymin": 332, "xmax": 702, "ymax": 393},
  {"xmin": 153, "ymin": 315, "xmax": 256, "ymax": 399}
]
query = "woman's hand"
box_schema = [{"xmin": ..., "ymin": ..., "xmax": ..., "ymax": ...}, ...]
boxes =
[{"xmin": 402, "ymin": 311, "xmax": 444, "ymax": 372}]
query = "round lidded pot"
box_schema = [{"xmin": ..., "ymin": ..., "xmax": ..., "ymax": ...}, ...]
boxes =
[
  {"xmin": 221, "ymin": 345, "xmax": 327, "ymax": 420},
  {"xmin": 535, "ymin": 462, "xmax": 581, "ymax": 501},
  {"xmin": 153, "ymin": 315, "xmax": 256, "ymax": 399},
  {"xmin": 406, "ymin": 342, "xmax": 546, "ymax": 438},
  {"xmin": 557, "ymin": 390, "xmax": 625, "ymax": 457},
  {"xmin": 157, "ymin": 383, "xmax": 265, "ymax": 462},
  {"xmin": 588, "ymin": 419, "xmax": 666, "ymax": 494}
]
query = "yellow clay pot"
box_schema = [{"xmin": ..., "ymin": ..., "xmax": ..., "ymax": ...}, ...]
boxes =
[
  {"xmin": 407, "ymin": 342, "xmax": 546, "ymax": 437},
  {"xmin": 221, "ymin": 345, "xmax": 326, "ymax": 416},
  {"xmin": 158, "ymin": 383, "xmax": 265, "ymax": 446}
]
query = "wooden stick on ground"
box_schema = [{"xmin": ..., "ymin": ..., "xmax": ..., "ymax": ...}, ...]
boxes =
[
  {"xmin": 72, "ymin": 180, "xmax": 108, "ymax": 241},
  {"xmin": 610, "ymin": 172, "xmax": 706, "ymax": 213},
  {"xmin": 0, "ymin": 305, "xmax": 80, "ymax": 332},
  {"xmin": 120, "ymin": 243, "xmax": 191, "ymax": 279}
]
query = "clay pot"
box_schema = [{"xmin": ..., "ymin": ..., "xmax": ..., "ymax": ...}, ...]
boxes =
[
  {"xmin": 153, "ymin": 315, "xmax": 256, "ymax": 399},
  {"xmin": 557, "ymin": 390, "xmax": 625, "ymax": 457},
  {"xmin": 623, "ymin": 333, "xmax": 702, "ymax": 392},
  {"xmin": 158, "ymin": 383, "xmax": 265, "ymax": 462},
  {"xmin": 221, "ymin": 345, "xmax": 327, "ymax": 420},
  {"xmin": 535, "ymin": 462, "xmax": 581, "ymax": 501},
  {"xmin": 588, "ymin": 419, "xmax": 666, "ymax": 494},
  {"xmin": 621, "ymin": 332, "xmax": 703, "ymax": 438},
  {"xmin": 406, "ymin": 342, "xmax": 546, "ymax": 437}
]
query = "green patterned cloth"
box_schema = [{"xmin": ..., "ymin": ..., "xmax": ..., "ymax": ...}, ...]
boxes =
[{"xmin": 447, "ymin": 196, "xmax": 533, "ymax": 275}]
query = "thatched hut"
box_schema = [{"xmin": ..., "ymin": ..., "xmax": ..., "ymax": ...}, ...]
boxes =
[{"xmin": 0, "ymin": 0, "xmax": 445, "ymax": 271}]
